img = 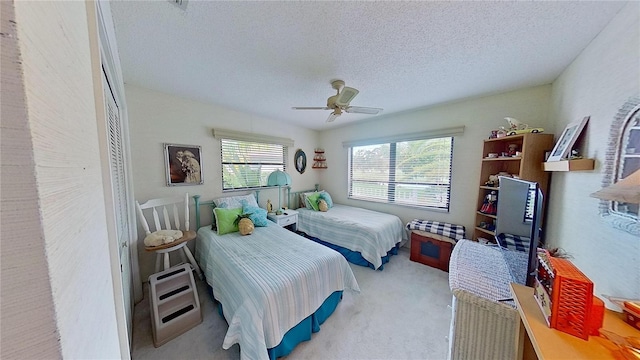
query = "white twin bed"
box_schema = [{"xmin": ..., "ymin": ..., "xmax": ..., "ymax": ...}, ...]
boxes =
[
  {"xmin": 192, "ymin": 189, "xmax": 405, "ymax": 359},
  {"xmin": 293, "ymin": 189, "xmax": 407, "ymax": 270},
  {"xmin": 193, "ymin": 195, "xmax": 359, "ymax": 360}
]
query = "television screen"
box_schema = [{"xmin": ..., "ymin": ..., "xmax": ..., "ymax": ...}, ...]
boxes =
[{"xmin": 494, "ymin": 176, "xmax": 544, "ymax": 287}]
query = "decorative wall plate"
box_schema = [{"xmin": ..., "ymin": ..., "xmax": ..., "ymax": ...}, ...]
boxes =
[{"xmin": 294, "ymin": 149, "xmax": 306, "ymax": 174}]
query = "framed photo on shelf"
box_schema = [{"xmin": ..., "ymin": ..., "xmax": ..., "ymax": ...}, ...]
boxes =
[
  {"xmin": 547, "ymin": 116, "xmax": 589, "ymax": 162},
  {"xmin": 164, "ymin": 143, "xmax": 203, "ymax": 186}
]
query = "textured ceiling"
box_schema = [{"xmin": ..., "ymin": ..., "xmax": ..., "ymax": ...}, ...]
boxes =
[{"xmin": 110, "ymin": 1, "xmax": 626, "ymax": 130}]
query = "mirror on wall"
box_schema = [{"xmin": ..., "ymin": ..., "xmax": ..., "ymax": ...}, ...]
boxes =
[{"xmin": 595, "ymin": 97, "xmax": 640, "ymax": 236}]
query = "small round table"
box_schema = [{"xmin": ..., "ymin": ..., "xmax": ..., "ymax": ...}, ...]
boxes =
[{"xmin": 145, "ymin": 230, "xmax": 202, "ymax": 279}]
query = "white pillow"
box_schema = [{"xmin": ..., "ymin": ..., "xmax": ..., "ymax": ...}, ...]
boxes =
[{"xmin": 214, "ymin": 193, "xmax": 259, "ymax": 209}]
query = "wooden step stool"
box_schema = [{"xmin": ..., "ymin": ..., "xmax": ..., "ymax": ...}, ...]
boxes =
[{"xmin": 149, "ymin": 264, "xmax": 202, "ymax": 347}]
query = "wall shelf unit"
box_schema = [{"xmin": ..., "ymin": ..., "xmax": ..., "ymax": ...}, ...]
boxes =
[
  {"xmin": 312, "ymin": 148, "xmax": 327, "ymax": 169},
  {"xmin": 543, "ymin": 158, "xmax": 595, "ymax": 172},
  {"xmin": 473, "ymin": 133, "xmax": 555, "ymax": 241}
]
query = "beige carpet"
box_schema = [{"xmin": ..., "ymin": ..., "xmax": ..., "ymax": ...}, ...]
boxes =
[{"xmin": 131, "ymin": 248, "xmax": 453, "ymax": 359}]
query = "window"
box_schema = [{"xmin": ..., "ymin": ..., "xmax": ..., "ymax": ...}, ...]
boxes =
[
  {"xmin": 613, "ymin": 106, "xmax": 639, "ymax": 218},
  {"xmin": 348, "ymin": 137, "xmax": 454, "ymax": 210},
  {"xmin": 597, "ymin": 97, "xmax": 639, "ymax": 236},
  {"xmin": 220, "ymin": 138, "xmax": 287, "ymax": 191}
]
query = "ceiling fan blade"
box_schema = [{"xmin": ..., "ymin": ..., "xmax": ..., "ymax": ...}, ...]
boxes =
[
  {"xmin": 326, "ymin": 112, "xmax": 341, "ymax": 122},
  {"xmin": 345, "ymin": 106, "xmax": 383, "ymax": 115},
  {"xmin": 292, "ymin": 107, "xmax": 331, "ymax": 110},
  {"xmin": 335, "ymin": 86, "xmax": 359, "ymax": 106}
]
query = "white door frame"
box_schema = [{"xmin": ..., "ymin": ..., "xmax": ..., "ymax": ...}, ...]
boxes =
[
  {"xmin": 94, "ymin": 0, "xmax": 141, "ymax": 302},
  {"xmin": 88, "ymin": 0, "xmax": 142, "ymax": 357}
]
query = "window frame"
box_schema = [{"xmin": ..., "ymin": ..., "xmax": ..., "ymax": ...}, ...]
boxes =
[
  {"xmin": 347, "ymin": 136, "xmax": 454, "ymax": 211},
  {"xmin": 219, "ymin": 138, "xmax": 288, "ymax": 192},
  {"xmin": 597, "ymin": 97, "xmax": 640, "ymax": 236}
]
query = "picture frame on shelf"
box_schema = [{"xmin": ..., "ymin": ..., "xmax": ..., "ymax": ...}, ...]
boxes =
[
  {"xmin": 164, "ymin": 143, "xmax": 203, "ymax": 186},
  {"xmin": 547, "ymin": 116, "xmax": 589, "ymax": 162},
  {"xmin": 294, "ymin": 149, "xmax": 306, "ymax": 174}
]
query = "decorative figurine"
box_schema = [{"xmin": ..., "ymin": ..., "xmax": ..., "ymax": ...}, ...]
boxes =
[
  {"xmin": 480, "ymin": 191, "xmax": 498, "ymax": 215},
  {"xmin": 266, "ymin": 199, "xmax": 273, "ymax": 214},
  {"xmin": 505, "ymin": 117, "xmax": 527, "ymax": 132},
  {"xmin": 569, "ymin": 149, "xmax": 583, "ymax": 160},
  {"xmin": 503, "ymin": 117, "xmax": 544, "ymax": 135},
  {"xmin": 508, "ymin": 144, "xmax": 518, "ymax": 157}
]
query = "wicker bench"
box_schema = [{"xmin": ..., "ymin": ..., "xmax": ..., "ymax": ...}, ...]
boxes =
[{"xmin": 447, "ymin": 240, "xmax": 521, "ymax": 360}]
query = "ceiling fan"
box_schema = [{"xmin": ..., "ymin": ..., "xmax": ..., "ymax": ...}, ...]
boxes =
[{"xmin": 292, "ymin": 80, "xmax": 383, "ymax": 122}]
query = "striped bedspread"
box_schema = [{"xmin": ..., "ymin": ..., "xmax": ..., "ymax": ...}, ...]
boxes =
[
  {"xmin": 196, "ymin": 222, "xmax": 359, "ymax": 360},
  {"xmin": 296, "ymin": 204, "xmax": 407, "ymax": 269}
]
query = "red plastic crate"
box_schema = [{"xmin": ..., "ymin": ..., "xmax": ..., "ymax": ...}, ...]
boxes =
[{"xmin": 534, "ymin": 249, "xmax": 595, "ymax": 340}]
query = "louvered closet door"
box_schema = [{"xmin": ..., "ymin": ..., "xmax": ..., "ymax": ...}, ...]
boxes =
[{"xmin": 103, "ymin": 68, "xmax": 133, "ymax": 342}]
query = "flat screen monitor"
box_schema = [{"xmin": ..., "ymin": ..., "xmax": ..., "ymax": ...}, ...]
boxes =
[{"xmin": 494, "ymin": 176, "xmax": 544, "ymax": 287}]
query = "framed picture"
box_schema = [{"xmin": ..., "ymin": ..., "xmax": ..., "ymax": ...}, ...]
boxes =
[
  {"xmin": 294, "ymin": 149, "xmax": 306, "ymax": 174},
  {"xmin": 164, "ymin": 143, "xmax": 203, "ymax": 186},
  {"xmin": 547, "ymin": 116, "xmax": 590, "ymax": 162}
]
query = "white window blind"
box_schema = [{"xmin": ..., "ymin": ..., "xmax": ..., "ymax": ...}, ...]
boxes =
[
  {"xmin": 348, "ymin": 137, "xmax": 454, "ymax": 210},
  {"xmin": 220, "ymin": 138, "xmax": 287, "ymax": 191}
]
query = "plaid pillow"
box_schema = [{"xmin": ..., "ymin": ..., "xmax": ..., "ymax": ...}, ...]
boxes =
[
  {"xmin": 496, "ymin": 233, "xmax": 530, "ymax": 251},
  {"xmin": 406, "ymin": 219, "xmax": 465, "ymax": 241}
]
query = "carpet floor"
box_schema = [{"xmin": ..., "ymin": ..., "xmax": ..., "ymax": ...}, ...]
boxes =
[{"xmin": 131, "ymin": 247, "xmax": 453, "ymax": 359}]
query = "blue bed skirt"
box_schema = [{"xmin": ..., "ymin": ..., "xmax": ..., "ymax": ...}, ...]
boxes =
[
  {"xmin": 299, "ymin": 232, "xmax": 400, "ymax": 270},
  {"xmin": 210, "ymin": 286, "xmax": 343, "ymax": 359}
]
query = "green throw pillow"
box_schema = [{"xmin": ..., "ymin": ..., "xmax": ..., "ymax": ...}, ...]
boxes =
[
  {"xmin": 306, "ymin": 192, "xmax": 322, "ymax": 211},
  {"xmin": 213, "ymin": 207, "xmax": 243, "ymax": 235}
]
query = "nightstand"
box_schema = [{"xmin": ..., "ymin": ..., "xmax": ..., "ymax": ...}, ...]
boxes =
[{"xmin": 267, "ymin": 210, "xmax": 298, "ymax": 231}]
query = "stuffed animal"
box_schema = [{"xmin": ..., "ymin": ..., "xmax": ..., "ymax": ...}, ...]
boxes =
[
  {"xmin": 485, "ymin": 174, "xmax": 499, "ymax": 187},
  {"xmin": 144, "ymin": 229, "xmax": 183, "ymax": 247}
]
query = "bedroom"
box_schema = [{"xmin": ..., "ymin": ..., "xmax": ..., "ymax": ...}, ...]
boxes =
[{"xmin": 1, "ymin": 1, "xmax": 638, "ymax": 359}]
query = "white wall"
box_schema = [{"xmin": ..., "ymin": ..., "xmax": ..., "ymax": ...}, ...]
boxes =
[
  {"xmin": 125, "ymin": 84, "xmax": 320, "ymax": 280},
  {"xmin": 546, "ymin": 2, "xmax": 640, "ymax": 303},
  {"xmin": 319, "ymin": 85, "xmax": 552, "ymax": 234},
  {"xmin": 1, "ymin": 1, "xmax": 61, "ymax": 357},
  {"xmin": 2, "ymin": 1, "xmax": 122, "ymax": 358}
]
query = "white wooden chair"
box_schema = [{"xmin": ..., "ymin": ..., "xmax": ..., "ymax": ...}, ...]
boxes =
[{"xmin": 135, "ymin": 193, "xmax": 202, "ymax": 280}]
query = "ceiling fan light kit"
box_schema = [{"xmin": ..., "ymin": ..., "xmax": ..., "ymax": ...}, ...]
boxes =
[
  {"xmin": 335, "ymin": 86, "xmax": 358, "ymax": 106},
  {"xmin": 292, "ymin": 79, "xmax": 383, "ymax": 123}
]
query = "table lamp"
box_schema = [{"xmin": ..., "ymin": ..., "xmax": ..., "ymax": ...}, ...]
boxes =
[
  {"xmin": 267, "ymin": 170, "xmax": 291, "ymax": 214},
  {"xmin": 590, "ymin": 169, "xmax": 640, "ymax": 204}
]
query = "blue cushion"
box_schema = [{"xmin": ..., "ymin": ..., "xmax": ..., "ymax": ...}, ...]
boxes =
[
  {"xmin": 241, "ymin": 200, "xmax": 269, "ymax": 227},
  {"xmin": 319, "ymin": 191, "xmax": 333, "ymax": 208}
]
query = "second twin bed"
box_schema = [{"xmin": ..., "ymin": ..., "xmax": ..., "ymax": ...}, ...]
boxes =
[{"xmin": 293, "ymin": 189, "xmax": 407, "ymax": 270}]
